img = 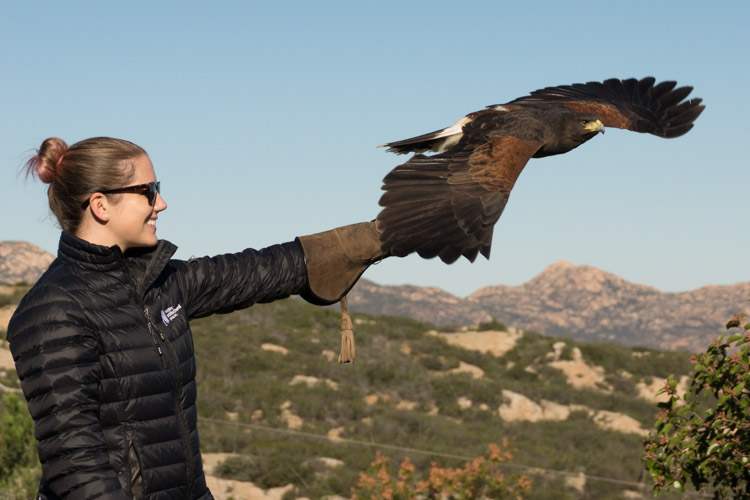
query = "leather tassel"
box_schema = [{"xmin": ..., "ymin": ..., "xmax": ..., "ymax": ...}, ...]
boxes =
[{"xmin": 338, "ymin": 296, "xmax": 355, "ymax": 363}]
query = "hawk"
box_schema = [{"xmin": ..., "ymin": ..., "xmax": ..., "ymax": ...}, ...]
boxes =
[{"xmin": 376, "ymin": 77, "xmax": 705, "ymax": 264}]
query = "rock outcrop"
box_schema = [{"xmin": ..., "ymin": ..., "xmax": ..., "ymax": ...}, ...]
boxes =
[{"xmin": 0, "ymin": 241, "xmax": 54, "ymax": 285}]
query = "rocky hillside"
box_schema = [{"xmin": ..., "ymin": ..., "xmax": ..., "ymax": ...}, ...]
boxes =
[
  {"xmin": 349, "ymin": 261, "xmax": 750, "ymax": 352},
  {"xmin": 137, "ymin": 299, "xmax": 699, "ymax": 499},
  {"xmin": 0, "ymin": 241, "xmax": 54, "ymax": 285}
]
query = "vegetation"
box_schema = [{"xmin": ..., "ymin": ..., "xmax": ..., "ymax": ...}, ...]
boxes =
[
  {"xmin": 476, "ymin": 317, "xmax": 508, "ymax": 332},
  {"xmin": 0, "ymin": 393, "xmax": 41, "ymax": 498},
  {"xmin": 351, "ymin": 442, "xmax": 531, "ymax": 499},
  {"xmin": 0, "ymin": 285, "xmax": 29, "ymax": 308},
  {"xmin": 0, "ymin": 288, "xmax": 40, "ymax": 498},
  {"xmin": 643, "ymin": 310, "xmax": 750, "ymax": 498},
  {"xmin": 192, "ymin": 298, "xmax": 693, "ymax": 499},
  {"xmin": 0, "ymin": 284, "xmax": 697, "ymax": 499}
]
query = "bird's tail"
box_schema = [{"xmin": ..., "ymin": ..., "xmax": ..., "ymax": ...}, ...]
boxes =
[{"xmin": 378, "ymin": 117, "xmax": 470, "ymax": 155}]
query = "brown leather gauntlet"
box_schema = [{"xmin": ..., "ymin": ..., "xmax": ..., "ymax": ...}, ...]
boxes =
[
  {"xmin": 296, "ymin": 221, "xmax": 387, "ymax": 305},
  {"xmin": 296, "ymin": 221, "xmax": 388, "ymax": 363}
]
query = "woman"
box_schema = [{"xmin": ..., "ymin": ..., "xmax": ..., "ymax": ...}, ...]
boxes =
[{"xmin": 7, "ymin": 137, "xmax": 386, "ymax": 499}]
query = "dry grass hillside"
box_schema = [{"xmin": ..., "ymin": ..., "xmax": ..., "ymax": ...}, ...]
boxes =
[{"xmin": 1, "ymin": 284, "xmax": 695, "ymax": 499}]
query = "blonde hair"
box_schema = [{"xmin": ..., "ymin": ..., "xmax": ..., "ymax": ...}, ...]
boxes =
[{"xmin": 25, "ymin": 137, "xmax": 147, "ymax": 234}]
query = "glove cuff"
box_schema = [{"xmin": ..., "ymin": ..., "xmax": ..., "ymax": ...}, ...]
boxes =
[{"xmin": 297, "ymin": 222, "xmax": 385, "ymax": 305}]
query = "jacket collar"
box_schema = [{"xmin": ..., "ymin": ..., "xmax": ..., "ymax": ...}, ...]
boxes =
[{"xmin": 58, "ymin": 232, "xmax": 178, "ymax": 293}]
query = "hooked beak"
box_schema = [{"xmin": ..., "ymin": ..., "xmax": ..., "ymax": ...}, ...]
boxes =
[{"xmin": 585, "ymin": 119, "xmax": 605, "ymax": 134}]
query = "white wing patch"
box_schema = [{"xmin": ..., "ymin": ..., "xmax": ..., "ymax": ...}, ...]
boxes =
[
  {"xmin": 430, "ymin": 115, "xmax": 472, "ymax": 153},
  {"xmin": 436, "ymin": 115, "xmax": 471, "ymax": 138}
]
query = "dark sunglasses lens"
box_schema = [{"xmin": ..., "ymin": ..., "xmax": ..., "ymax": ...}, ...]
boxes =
[{"xmin": 149, "ymin": 182, "xmax": 160, "ymax": 205}]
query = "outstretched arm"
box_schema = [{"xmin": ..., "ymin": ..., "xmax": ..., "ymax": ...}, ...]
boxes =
[
  {"xmin": 176, "ymin": 221, "xmax": 387, "ymax": 319},
  {"xmin": 176, "ymin": 241, "xmax": 308, "ymax": 320}
]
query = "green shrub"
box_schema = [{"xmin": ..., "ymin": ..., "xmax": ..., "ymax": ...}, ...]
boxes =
[
  {"xmin": 477, "ymin": 317, "xmax": 508, "ymax": 332},
  {"xmin": 0, "ymin": 393, "xmax": 41, "ymax": 498},
  {"xmin": 643, "ymin": 311, "xmax": 750, "ymax": 498},
  {"xmin": 0, "ymin": 285, "xmax": 30, "ymax": 308},
  {"xmin": 578, "ymin": 341, "xmax": 691, "ymax": 379},
  {"xmin": 419, "ymin": 355, "xmax": 460, "ymax": 372},
  {"xmin": 215, "ymin": 447, "xmax": 315, "ymax": 489}
]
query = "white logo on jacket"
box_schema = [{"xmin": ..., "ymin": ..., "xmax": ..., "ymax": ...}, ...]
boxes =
[{"xmin": 161, "ymin": 304, "xmax": 182, "ymax": 326}]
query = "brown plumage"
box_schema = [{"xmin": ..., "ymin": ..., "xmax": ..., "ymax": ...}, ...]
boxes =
[{"xmin": 376, "ymin": 77, "xmax": 705, "ymax": 264}]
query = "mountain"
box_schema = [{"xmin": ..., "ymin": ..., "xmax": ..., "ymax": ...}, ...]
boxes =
[
  {"xmin": 0, "ymin": 241, "xmax": 55, "ymax": 285},
  {"xmin": 348, "ymin": 261, "xmax": 750, "ymax": 352}
]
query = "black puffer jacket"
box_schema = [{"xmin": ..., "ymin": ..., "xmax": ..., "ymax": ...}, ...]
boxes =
[{"xmin": 7, "ymin": 232, "xmax": 309, "ymax": 499}]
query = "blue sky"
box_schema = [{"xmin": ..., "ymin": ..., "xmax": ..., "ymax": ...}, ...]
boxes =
[{"xmin": 1, "ymin": 1, "xmax": 748, "ymax": 297}]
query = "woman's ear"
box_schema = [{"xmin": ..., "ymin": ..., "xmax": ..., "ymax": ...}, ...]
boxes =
[{"xmin": 87, "ymin": 193, "xmax": 110, "ymax": 222}]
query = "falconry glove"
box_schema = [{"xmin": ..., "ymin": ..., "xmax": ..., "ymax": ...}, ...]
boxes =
[{"xmin": 297, "ymin": 221, "xmax": 388, "ymax": 362}]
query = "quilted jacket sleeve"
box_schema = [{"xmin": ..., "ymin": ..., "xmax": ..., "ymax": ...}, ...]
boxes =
[
  {"xmin": 7, "ymin": 286, "xmax": 127, "ymax": 499},
  {"xmin": 175, "ymin": 240, "xmax": 309, "ymax": 320}
]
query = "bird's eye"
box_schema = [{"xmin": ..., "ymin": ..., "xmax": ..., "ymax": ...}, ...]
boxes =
[{"xmin": 580, "ymin": 120, "xmax": 589, "ymax": 126}]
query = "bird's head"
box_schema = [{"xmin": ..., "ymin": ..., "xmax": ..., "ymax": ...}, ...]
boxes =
[
  {"xmin": 561, "ymin": 113, "xmax": 605, "ymax": 150},
  {"xmin": 532, "ymin": 109, "xmax": 606, "ymax": 158},
  {"xmin": 580, "ymin": 117, "xmax": 605, "ymax": 135}
]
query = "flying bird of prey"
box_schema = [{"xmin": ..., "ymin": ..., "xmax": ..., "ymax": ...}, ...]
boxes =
[{"xmin": 375, "ymin": 77, "xmax": 705, "ymax": 264}]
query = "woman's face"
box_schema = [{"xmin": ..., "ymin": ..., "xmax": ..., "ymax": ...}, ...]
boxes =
[{"xmin": 106, "ymin": 155, "xmax": 167, "ymax": 251}]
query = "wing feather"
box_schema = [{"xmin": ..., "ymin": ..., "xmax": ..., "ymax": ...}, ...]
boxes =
[
  {"xmin": 377, "ymin": 131, "xmax": 540, "ymax": 263},
  {"xmin": 508, "ymin": 77, "xmax": 705, "ymax": 138}
]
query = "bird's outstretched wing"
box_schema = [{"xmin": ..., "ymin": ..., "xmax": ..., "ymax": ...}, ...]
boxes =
[
  {"xmin": 507, "ymin": 77, "xmax": 705, "ymax": 138},
  {"xmin": 377, "ymin": 115, "xmax": 541, "ymax": 263},
  {"xmin": 376, "ymin": 77, "xmax": 704, "ymax": 264}
]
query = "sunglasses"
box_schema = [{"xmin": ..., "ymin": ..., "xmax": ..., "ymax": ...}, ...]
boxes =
[{"xmin": 81, "ymin": 181, "xmax": 161, "ymax": 209}]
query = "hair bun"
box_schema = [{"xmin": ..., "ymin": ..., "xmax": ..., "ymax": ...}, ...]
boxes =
[
  {"xmin": 25, "ymin": 137, "xmax": 68, "ymax": 184},
  {"xmin": 36, "ymin": 159, "xmax": 57, "ymax": 184}
]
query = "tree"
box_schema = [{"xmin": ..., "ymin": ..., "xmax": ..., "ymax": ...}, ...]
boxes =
[
  {"xmin": 477, "ymin": 317, "xmax": 507, "ymax": 332},
  {"xmin": 351, "ymin": 442, "xmax": 531, "ymax": 499},
  {"xmin": 643, "ymin": 310, "xmax": 750, "ymax": 498}
]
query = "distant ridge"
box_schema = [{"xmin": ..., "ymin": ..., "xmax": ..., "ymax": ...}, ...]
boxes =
[{"xmin": 348, "ymin": 262, "xmax": 750, "ymax": 352}]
